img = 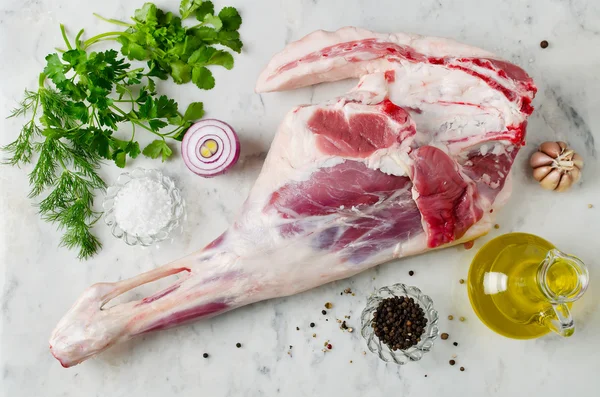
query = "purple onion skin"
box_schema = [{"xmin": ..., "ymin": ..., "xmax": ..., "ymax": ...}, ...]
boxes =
[{"xmin": 181, "ymin": 119, "xmax": 241, "ymax": 178}]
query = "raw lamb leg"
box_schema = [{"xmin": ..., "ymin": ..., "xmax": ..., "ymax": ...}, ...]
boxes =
[{"xmin": 49, "ymin": 27, "xmax": 537, "ymax": 367}]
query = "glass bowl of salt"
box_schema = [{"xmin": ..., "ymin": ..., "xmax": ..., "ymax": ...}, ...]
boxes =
[{"xmin": 102, "ymin": 168, "xmax": 185, "ymax": 246}]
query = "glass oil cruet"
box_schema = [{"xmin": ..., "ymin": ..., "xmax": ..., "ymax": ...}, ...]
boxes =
[{"xmin": 467, "ymin": 232, "xmax": 590, "ymax": 339}]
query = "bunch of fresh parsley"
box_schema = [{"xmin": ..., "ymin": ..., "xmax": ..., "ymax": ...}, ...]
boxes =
[{"xmin": 2, "ymin": 1, "xmax": 242, "ymax": 259}]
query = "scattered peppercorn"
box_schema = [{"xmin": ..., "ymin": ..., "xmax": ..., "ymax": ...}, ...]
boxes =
[
  {"xmin": 424, "ymin": 375, "xmax": 428, "ymax": 377},
  {"xmin": 326, "ymin": 319, "xmax": 328, "ymax": 321},
  {"xmin": 290, "ymin": 345, "xmax": 293, "ymax": 349},
  {"xmin": 344, "ymin": 288, "xmax": 353, "ymax": 294},
  {"xmin": 441, "ymin": 333, "xmax": 449, "ymax": 340},
  {"xmin": 409, "ymin": 270, "xmax": 414, "ymax": 276},
  {"xmin": 310, "ymin": 322, "xmax": 315, "ymax": 328},
  {"xmin": 322, "ymin": 310, "xmax": 327, "ymax": 315},
  {"xmin": 350, "ymin": 360, "xmax": 353, "ymax": 363},
  {"xmin": 327, "ymin": 344, "xmax": 333, "ymax": 350},
  {"xmin": 448, "ymin": 315, "xmax": 454, "ymax": 320},
  {"xmin": 371, "ymin": 295, "xmax": 427, "ymax": 351},
  {"xmin": 341, "ymin": 321, "xmax": 348, "ymax": 330},
  {"xmin": 459, "ymin": 279, "xmax": 465, "ymax": 284},
  {"xmin": 325, "ymin": 302, "xmax": 333, "ymax": 309},
  {"xmin": 459, "ymin": 316, "xmax": 466, "ymax": 322},
  {"xmin": 460, "ymin": 367, "xmax": 465, "ymax": 371},
  {"xmin": 449, "ymin": 360, "xmax": 456, "ymax": 366},
  {"xmin": 312, "ymin": 333, "xmax": 316, "ymax": 338},
  {"xmin": 588, "ymin": 204, "xmax": 593, "ymax": 208},
  {"xmin": 203, "ymin": 353, "xmax": 209, "ymax": 358},
  {"xmin": 540, "ymin": 40, "xmax": 549, "ymax": 49},
  {"xmin": 236, "ymin": 343, "xmax": 242, "ymax": 348},
  {"xmin": 453, "ymin": 342, "xmax": 458, "ymax": 346},
  {"xmin": 296, "ymin": 327, "xmax": 299, "ymax": 331},
  {"xmin": 494, "ymin": 224, "xmax": 500, "ymax": 229}
]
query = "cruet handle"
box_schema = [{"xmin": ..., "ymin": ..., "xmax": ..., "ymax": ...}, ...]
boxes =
[{"xmin": 541, "ymin": 303, "xmax": 574, "ymax": 337}]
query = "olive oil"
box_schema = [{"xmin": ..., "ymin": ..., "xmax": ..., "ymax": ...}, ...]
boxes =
[{"xmin": 468, "ymin": 233, "xmax": 586, "ymax": 339}]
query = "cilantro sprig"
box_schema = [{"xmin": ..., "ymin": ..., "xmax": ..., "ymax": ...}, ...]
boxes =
[
  {"xmin": 95, "ymin": 1, "xmax": 242, "ymax": 90},
  {"xmin": 2, "ymin": 1, "xmax": 242, "ymax": 259}
]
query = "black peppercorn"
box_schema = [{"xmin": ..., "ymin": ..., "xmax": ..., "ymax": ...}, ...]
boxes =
[
  {"xmin": 371, "ymin": 295, "xmax": 427, "ymax": 351},
  {"xmin": 203, "ymin": 353, "xmax": 209, "ymax": 358},
  {"xmin": 322, "ymin": 310, "xmax": 327, "ymax": 315},
  {"xmin": 453, "ymin": 342, "xmax": 458, "ymax": 346},
  {"xmin": 409, "ymin": 270, "xmax": 414, "ymax": 276},
  {"xmin": 540, "ymin": 40, "xmax": 549, "ymax": 49},
  {"xmin": 236, "ymin": 343, "xmax": 242, "ymax": 348},
  {"xmin": 310, "ymin": 322, "xmax": 315, "ymax": 328},
  {"xmin": 449, "ymin": 360, "xmax": 456, "ymax": 366}
]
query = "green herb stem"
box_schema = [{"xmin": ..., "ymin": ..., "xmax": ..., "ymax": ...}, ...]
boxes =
[
  {"xmin": 83, "ymin": 31, "xmax": 124, "ymax": 48},
  {"xmin": 60, "ymin": 24, "xmax": 73, "ymax": 50},
  {"xmin": 93, "ymin": 13, "xmax": 133, "ymax": 28}
]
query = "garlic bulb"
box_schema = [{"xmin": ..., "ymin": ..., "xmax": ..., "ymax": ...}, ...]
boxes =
[{"xmin": 530, "ymin": 141, "xmax": 583, "ymax": 192}]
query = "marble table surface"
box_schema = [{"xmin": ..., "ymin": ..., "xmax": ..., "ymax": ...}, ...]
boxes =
[{"xmin": 1, "ymin": 0, "xmax": 599, "ymax": 396}]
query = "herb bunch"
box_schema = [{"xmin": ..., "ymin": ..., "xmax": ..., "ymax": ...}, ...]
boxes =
[{"xmin": 2, "ymin": 1, "xmax": 243, "ymax": 259}]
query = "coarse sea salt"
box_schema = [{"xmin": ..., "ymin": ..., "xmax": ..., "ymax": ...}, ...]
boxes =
[{"xmin": 114, "ymin": 177, "xmax": 173, "ymax": 236}]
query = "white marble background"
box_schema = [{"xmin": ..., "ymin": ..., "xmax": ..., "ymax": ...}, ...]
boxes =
[{"xmin": 1, "ymin": 0, "xmax": 600, "ymax": 396}]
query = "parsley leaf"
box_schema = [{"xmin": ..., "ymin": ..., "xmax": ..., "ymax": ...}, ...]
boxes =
[
  {"xmin": 170, "ymin": 61, "xmax": 192, "ymax": 84},
  {"xmin": 195, "ymin": 1, "xmax": 215, "ymax": 21},
  {"xmin": 191, "ymin": 65, "xmax": 215, "ymax": 90},
  {"xmin": 126, "ymin": 141, "xmax": 141, "ymax": 158},
  {"xmin": 149, "ymin": 119, "xmax": 169, "ymax": 131},
  {"xmin": 156, "ymin": 95, "xmax": 178, "ymax": 118},
  {"xmin": 142, "ymin": 139, "xmax": 173, "ymax": 161},
  {"xmin": 183, "ymin": 102, "xmax": 204, "ymax": 121},
  {"xmin": 219, "ymin": 7, "xmax": 242, "ymax": 31},
  {"xmin": 188, "ymin": 46, "xmax": 234, "ymax": 69},
  {"xmin": 113, "ymin": 150, "xmax": 127, "ymax": 168},
  {"xmin": 44, "ymin": 54, "xmax": 67, "ymax": 85},
  {"xmin": 134, "ymin": 3, "xmax": 159, "ymax": 26},
  {"xmin": 180, "ymin": 0, "xmax": 205, "ymax": 19},
  {"xmin": 201, "ymin": 14, "xmax": 222, "ymax": 32}
]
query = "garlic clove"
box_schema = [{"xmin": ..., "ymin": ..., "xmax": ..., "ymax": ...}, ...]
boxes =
[
  {"xmin": 540, "ymin": 141, "xmax": 562, "ymax": 158},
  {"xmin": 573, "ymin": 153, "xmax": 584, "ymax": 169},
  {"xmin": 540, "ymin": 169, "xmax": 562, "ymax": 191},
  {"xmin": 530, "ymin": 152, "xmax": 555, "ymax": 168},
  {"xmin": 556, "ymin": 173, "xmax": 573, "ymax": 192},
  {"xmin": 533, "ymin": 165, "xmax": 553, "ymax": 182},
  {"xmin": 557, "ymin": 141, "xmax": 568, "ymax": 152},
  {"xmin": 570, "ymin": 166, "xmax": 581, "ymax": 184}
]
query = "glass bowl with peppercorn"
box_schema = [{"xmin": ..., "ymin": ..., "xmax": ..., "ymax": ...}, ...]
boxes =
[{"xmin": 360, "ymin": 283, "xmax": 439, "ymax": 365}]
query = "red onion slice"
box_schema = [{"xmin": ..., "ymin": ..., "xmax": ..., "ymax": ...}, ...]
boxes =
[{"xmin": 181, "ymin": 119, "xmax": 240, "ymax": 178}]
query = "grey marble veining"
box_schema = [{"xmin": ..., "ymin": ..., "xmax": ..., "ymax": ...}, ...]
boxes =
[{"xmin": 1, "ymin": 0, "xmax": 600, "ymax": 396}]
